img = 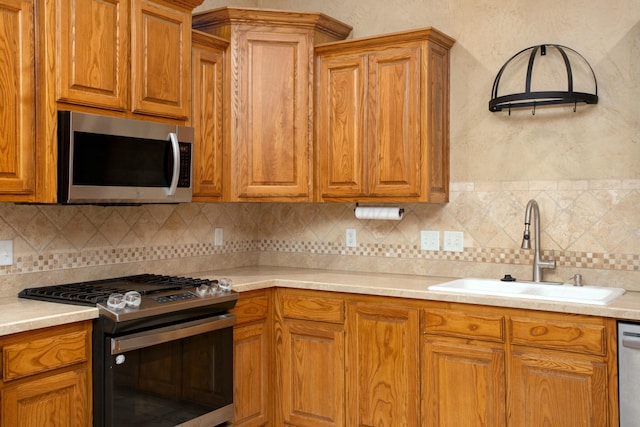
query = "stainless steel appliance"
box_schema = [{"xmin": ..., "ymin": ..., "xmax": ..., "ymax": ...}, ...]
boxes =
[
  {"xmin": 57, "ymin": 111, "xmax": 193, "ymax": 204},
  {"xmin": 19, "ymin": 274, "xmax": 237, "ymax": 427},
  {"xmin": 618, "ymin": 321, "xmax": 640, "ymax": 427}
]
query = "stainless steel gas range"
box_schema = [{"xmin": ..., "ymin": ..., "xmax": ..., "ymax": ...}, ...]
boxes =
[{"xmin": 19, "ymin": 274, "xmax": 237, "ymax": 427}]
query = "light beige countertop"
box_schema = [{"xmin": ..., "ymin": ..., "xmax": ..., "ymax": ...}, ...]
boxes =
[
  {"xmin": 195, "ymin": 266, "xmax": 640, "ymax": 321},
  {"xmin": 0, "ymin": 297, "xmax": 98, "ymax": 337},
  {"xmin": 2, "ymin": 266, "xmax": 639, "ymax": 337}
]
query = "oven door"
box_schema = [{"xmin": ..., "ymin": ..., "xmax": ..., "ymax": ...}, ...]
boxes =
[{"xmin": 100, "ymin": 313, "xmax": 235, "ymax": 427}]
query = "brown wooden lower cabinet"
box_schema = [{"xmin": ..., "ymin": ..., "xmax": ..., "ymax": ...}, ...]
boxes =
[
  {"xmin": 422, "ymin": 338, "xmax": 506, "ymax": 427},
  {"xmin": 509, "ymin": 348, "xmax": 609, "ymax": 427},
  {"xmin": 0, "ymin": 321, "xmax": 92, "ymax": 427},
  {"xmin": 2, "ymin": 367, "xmax": 89, "ymax": 426},
  {"xmin": 421, "ymin": 305, "xmax": 507, "ymax": 427},
  {"xmin": 232, "ymin": 289, "xmax": 619, "ymax": 427},
  {"xmin": 275, "ymin": 289, "xmax": 346, "ymax": 426},
  {"xmin": 232, "ymin": 289, "xmax": 273, "ymax": 427},
  {"xmin": 280, "ymin": 318, "xmax": 345, "ymax": 426},
  {"xmin": 506, "ymin": 313, "xmax": 618, "ymax": 427},
  {"xmin": 346, "ymin": 300, "xmax": 420, "ymax": 426}
]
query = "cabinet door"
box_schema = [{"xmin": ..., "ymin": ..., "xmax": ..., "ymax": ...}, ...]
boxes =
[
  {"xmin": 131, "ymin": 0, "xmax": 190, "ymax": 119},
  {"xmin": 347, "ymin": 301, "xmax": 420, "ymax": 426},
  {"xmin": 422, "ymin": 338, "xmax": 506, "ymax": 427},
  {"xmin": 367, "ymin": 45, "xmax": 422, "ymax": 197},
  {"xmin": 56, "ymin": 0, "xmax": 128, "ymax": 110},
  {"xmin": 509, "ymin": 349, "xmax": 610, "ymax": 427},
  {"xmin": 423, "ymin": 42, "xmax": 450, "ymax": 203},
  {"xmin": 281, "ymin": 319, "xmax": 345, "ymax": 427},
  {"xmin": 232, "ymin": 28, "xmax": 311, "ymax": 201},
  {"xmin": 234, "ymin": 321, "xmax": 271, "ymax": 427},
  {"xmin": 192, "ymin": 34, "xmax": 226, "ymax": 201},
  {"xmin": 0, "ymin": 0, "xmax": 36, "ymax": 200},
  {"xmin": 316, "ymin": 53, "xmax": 367, "ymax": 199},
  {"xmin": 232, "ymin": 290, "xmax": 271, "ymax": 427},
  {"xmin": 1, "ymin": 367, "xmax": 89, "ymax": 427}
]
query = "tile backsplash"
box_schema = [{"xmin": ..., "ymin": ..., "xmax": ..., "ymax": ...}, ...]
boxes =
[{"xmin": 0, "ymin": 179, "xmax": 638, "ymax": 295}]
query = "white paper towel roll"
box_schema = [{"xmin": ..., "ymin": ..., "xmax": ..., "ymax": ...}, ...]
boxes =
[{"xmin": 354, "ymin": 206, "xmax": 404, "ymax": 220}]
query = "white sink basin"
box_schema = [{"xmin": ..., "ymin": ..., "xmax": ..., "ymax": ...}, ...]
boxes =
[{"xmin": 428, "ymin": 278, "xmax": 626, "ymax": 306}]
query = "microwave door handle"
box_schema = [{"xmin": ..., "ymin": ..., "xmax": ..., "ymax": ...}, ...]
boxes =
[{"xmin": 166, "ymin": 132, "xmax": 180, "ymax": 196}]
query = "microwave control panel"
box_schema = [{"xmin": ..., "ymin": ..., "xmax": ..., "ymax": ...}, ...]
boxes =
[{"xmin": 178, "ymin": 142, "xmax": 192, "ymax": 188}]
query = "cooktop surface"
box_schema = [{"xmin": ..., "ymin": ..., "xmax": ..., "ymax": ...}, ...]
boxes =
[{"xmin": 18, "ymin": 274, "xmax": 217, "ymax": 306}]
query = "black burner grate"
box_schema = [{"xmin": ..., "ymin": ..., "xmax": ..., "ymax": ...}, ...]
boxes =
[{"xmin": 18, "ymin": 274, "xmax": 218, "ymax": 307}]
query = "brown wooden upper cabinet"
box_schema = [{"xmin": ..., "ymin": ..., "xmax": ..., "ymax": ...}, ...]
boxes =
[
  {"xmin": 53, "ymin": 0, "xmax": 193, "ymax": 120},
  {"xmin": 16, "ymin": 0, "xmax": 203, "ymax": 203},
  {"xmin": 193, "ymin": 8, "xmax": 352, "ymax": 202},
  {"xmin": 315, "ymin": 29, "xmax": 455, "ymax": 203},
  {"xmin": 191, "ymin": 30, "xmax": 228, "ymax": 202},
  {"xmin": 0, "ymin": 0, "xmax": 37, "ymax": 202},
  {"xmin": 130, "ymin": 0, "xmax": 192, "ymax": 119},
  {"xmin": 54, "ymin": 0, "xmax": 129, "ymax": 112}
]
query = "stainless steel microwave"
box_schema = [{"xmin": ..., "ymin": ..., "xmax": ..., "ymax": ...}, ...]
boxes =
[{"xmin": 57, "ymin": 111, "xmax": 193, "ymax": 204}]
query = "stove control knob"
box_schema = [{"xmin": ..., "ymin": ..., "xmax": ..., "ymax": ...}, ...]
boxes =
[
  {"xmin": 196, "ymin": 284, "xmax": 210, "ymax": 297},
  {"xmin": 218, "ymin": 278, "xmax": 233, "ymax": 292},
  {"xmin": 124, "ymin": 291, "xmax": 141, "ymax": 308},
  {"xmin": 107, "ymin": 293, "xmax": 126, "ymax": 310}
]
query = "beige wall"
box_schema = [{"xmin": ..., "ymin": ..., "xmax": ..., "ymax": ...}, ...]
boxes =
[
  {"xmin": 0, "ymin": 0, "xmax": 637, "ymax": 296},
  {"xmin": 197, "ymin": 0, "xmax": 640, "ymax": 181}
]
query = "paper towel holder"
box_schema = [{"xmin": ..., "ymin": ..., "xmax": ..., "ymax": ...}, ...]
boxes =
[{"xmin": 354, "ymin": 203, "xmax": 404, "ymax": 220}]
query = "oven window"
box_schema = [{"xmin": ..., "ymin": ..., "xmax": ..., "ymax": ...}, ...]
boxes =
[{"xmin": 108, "ymin": 327, "xmax": 233, "ymax": 426}]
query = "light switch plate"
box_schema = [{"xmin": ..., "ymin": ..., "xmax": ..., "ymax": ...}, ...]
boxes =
[
  {"xmin": 214, "ymin": 228, "xmax": 224, "ymax": 246},
  {"xmin": 443, "ymin": 231, "xmax": 464, "ymax": 252},
  {"xmin": 346, "ymin": 228, "xmax": 357, "ymax": 248},
  {"xmin": 420, "ymin": 230, "xmax": 440, "ymax": 251},
  {"xmin": 0, "ymin": 240, "xmax": 13, "ymax": 266}
]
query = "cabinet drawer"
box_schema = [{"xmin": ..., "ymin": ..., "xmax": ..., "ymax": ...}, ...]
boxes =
[
  {"xmin": 233, "ymin": 293, "xmax": 269, "ymax": 325},
  {"xmin": 510, "ymin": 317, "xmax": 606, "ymax": 355},
  {"xmin": 282, "ymin": 294, "xmax": 345, "ymax": 324},
  {"xmin": 423, "ymin": 308, "xmax": 505, "ymax": 342},
  {"xmin": 2, "ymin": 328, "xmax": 88, "ymax": 381}
]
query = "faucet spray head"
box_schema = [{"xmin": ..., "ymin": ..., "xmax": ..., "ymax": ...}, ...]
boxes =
[{"xmin": 521, "ymin": 223, "xmax": 531, "ymax": 249}]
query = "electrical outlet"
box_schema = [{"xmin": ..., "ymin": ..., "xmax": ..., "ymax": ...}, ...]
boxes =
[
  {"xmin": 214, "ymin": 228, "xmax": 224, "ymax": 246},
  {"xmin": 420, "ymin": 230, "xmax": 440, "ymax": 251},
  {"xmin": 345, "ymin": 228, "xmax": 357, "ymax": 248},
  {"xmin": 0, "ymin": 240, "xmax": 13, "ymax": 266},
  {"xmin": 443, "ymin": 231, "xmax": 464, "ymax": 252}
]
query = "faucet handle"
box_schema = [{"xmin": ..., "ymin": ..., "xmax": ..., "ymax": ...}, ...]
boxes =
[
  {"xmin": 539, "ymin": 254, "xmax": 556, "ymax": 270},
  {"xmin": 541, "ymin": 249, "xmax": 556, "ymax": 270}
]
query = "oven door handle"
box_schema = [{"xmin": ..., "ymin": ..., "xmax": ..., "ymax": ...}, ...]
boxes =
[{"xmin": 110, "ymin": 313, "xmax": 236, "ymax": 355}]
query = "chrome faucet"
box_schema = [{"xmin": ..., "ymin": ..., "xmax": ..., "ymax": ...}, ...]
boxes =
[{"xmin": 521, "ymin": 199, "xmax": 556, "ymax": 282}]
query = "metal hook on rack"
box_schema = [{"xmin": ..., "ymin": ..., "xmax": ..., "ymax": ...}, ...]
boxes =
[{"xmin": 532, "ymin": 102, "xmax": 536, "ymax": 116}]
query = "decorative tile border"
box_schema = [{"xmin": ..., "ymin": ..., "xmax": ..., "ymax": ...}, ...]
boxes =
[
  {"xmin": 0, "ymin": 241, "xmax": 253, "ymax": 275},
  {"xmin": 260, "ymin": 240, "xmax": 640, "ymax": 271},
  {"xmin": 1, "ymin": 240, "xmax": 636, "ymax": 276}
]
